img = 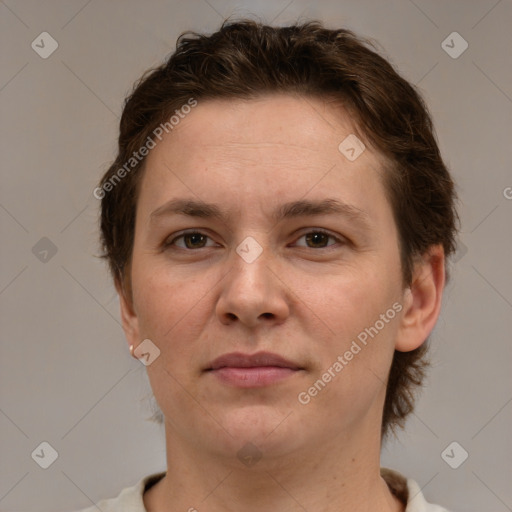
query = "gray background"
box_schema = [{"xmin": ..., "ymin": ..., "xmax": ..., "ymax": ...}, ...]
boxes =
[{"xmin": 1, "ymin": 1, "xmax": 511, "ymax": 511}]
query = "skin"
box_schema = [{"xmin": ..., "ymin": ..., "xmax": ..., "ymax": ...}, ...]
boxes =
[{"xmin": 117, "ymin": 94, "xmax": 445, "ymax": 512}]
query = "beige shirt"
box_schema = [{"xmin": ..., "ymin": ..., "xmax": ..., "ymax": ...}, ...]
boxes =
[{"xmin": 73, "ymin": 467, "xmax": 452, "ymax": 512}]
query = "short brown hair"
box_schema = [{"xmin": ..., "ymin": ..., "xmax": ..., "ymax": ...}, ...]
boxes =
[{"xmin": 98, "ymin": 18, "xmax": 460, "ymax": 441}]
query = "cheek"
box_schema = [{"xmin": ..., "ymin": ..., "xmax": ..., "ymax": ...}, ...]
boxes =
[
  {"xmin": 131, "ymin": 260, "xmax": 228, "ymax": 379},
  {"xmin": 297, "ymin": 261, "xmax": 400, "ymax": 385},
  {"xmin": 294, "ymin": 262, "xmax": 393, "ymax": 337},
  {"xmin": 132, "ymin": 268, "xmax": 212, "ymax": 410},
  {"xmin": 132, "ymin": 259, "xmax": 207, "ymax": 337}
]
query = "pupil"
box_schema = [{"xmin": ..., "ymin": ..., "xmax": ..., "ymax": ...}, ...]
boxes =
[
  {"xmin": 307, "ymin": 232, "xmax": 327, "ymax": 247},
  {"xmin": 186, "ymin": 233, "xmax": 205, "ymax": 248}
]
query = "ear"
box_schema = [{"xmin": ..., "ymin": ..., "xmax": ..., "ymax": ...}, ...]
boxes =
[
  {"xmin": 115, "ymin": 274, "xmax": 141, "ymax": 349},
  {"xmin": 395, "ymin": 244, "xmax": 445, "ymax": 352}
]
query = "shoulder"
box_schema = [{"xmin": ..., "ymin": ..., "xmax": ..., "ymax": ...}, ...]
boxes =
[
  {"xmin": 381, "ymin": 467, "xmax": 453, "ymax": 512},
  {"xmin": 70, "ymin": 472, "xmax": 166, "ymax": 512}
]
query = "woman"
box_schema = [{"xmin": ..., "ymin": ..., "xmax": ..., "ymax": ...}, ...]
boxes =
[{"xmin": 79, "ymin": 18, "xmax": 458, "ymax": 511}]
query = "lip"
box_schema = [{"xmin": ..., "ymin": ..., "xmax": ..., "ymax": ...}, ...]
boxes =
[
  {"xmin": 207, "ymin": 351, "xmax": 301, "ymax": 371},
  {"xmin": 205, "ymin": 351, "xmax": 304, "ymax": 388}
]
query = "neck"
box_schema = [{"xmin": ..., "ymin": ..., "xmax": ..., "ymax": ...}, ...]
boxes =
[{"xmin": 144, "ymin": 418, "xmax": 404, "ymax": 512}]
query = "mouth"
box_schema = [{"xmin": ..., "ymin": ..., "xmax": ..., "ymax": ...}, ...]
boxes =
[{"xmin": 205, "ymin": 351, "xmax": 304, "ymax": 388}]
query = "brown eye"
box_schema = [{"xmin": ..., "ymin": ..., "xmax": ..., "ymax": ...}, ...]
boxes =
[
  {"xmin": 294, "ymin": 230, "xmax": 342, "ymax": 249},
  {"xmin": 182, "ymin": 233, "xmax": 207, "ymax": 249},
  {"xmin": 165, "ymin": 231, "xmax": 215, "ymax": 250},
  {"xmin": 305, "ymin": 232, "xmax": 330, "ymax": 248}
]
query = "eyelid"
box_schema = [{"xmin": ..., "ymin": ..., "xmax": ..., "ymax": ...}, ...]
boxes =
[
  {"xmin": 164, "ymin": 227, "xmax": 346, "ymax": 250},
  {"xmin": 164, "ymin": 229, "xmax": 218, "ymax": 249},
  {"xmin": 291, "ymin": 228, "xmax": 345, "ymax": 248}
]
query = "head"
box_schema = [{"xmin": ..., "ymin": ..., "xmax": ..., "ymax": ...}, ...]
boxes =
[{"xmin": 97, "ymin": 19, "xmax": 459, "ymax": 449}]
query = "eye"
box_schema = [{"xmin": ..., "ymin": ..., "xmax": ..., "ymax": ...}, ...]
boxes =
[
  {"xmin": 293, "ymin": 229, "xmax": 344, "ymax": 249},
  {"xmin": 164, "ymin": 230, "xmax": 217, "ymax": 250},
  {"xmin": 164, "ymin": 229, "xmax": 345, "ymax": 251}
]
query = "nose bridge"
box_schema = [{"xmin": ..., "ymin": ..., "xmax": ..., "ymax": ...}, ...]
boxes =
[
  {"xmin": 229, "ymin": 234, "xmax": 271, "ymax": 298},
  {"xmin": 216, "ymin": 233, "xmax": 288, "ymax": 325},
  {"xmin": 235, "ymin": 234, "xmax": 266, "ymax": 266}
]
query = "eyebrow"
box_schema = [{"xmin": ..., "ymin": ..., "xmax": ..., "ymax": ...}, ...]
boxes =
[{"xmin": 149, "ymin": 197, "xmax": 371, "ymax": 228}]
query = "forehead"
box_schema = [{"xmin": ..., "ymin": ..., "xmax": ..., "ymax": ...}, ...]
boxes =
[
  {"xmin": 137, "ymin": 94, "xmax": 391, "ymax": 227},
  {"xmin": 158, "ymin": 94, "xmax": 362, "ymax": 158}
]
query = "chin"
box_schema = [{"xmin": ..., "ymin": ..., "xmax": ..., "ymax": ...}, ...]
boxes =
[{"xmin": 215, "ymin": 404, "xmax": 303, "ymax": 454}]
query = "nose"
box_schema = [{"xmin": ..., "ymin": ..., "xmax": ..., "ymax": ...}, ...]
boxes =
[{"xmin": 215, "ymin": 243, "xmax": 290, "ymax": 328}]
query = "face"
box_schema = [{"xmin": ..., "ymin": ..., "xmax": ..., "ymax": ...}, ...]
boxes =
[{"xmin": 120, "ymin": 94, "xmax": 421, "ymax": 462}]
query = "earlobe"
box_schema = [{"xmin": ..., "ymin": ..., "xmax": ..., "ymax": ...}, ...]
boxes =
[{"xmin": 394, "ymin": 245, "xmax": 446, "ymax": 352}]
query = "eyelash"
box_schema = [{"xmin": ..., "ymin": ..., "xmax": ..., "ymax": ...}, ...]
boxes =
[{"xmin": 163, "ymin": 229, "xmax": 345, "ymax": 251}]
